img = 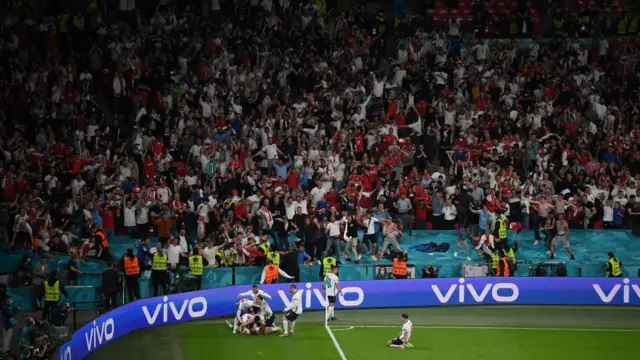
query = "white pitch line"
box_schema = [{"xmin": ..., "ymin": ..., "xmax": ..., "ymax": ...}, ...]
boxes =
[
  {"xmin": 325, "ymin": 303, "xmax": 348, "ymax": 360},
  {"xmin": 330, "ymin": 325, "xmax": 640, "ymax": 333}
]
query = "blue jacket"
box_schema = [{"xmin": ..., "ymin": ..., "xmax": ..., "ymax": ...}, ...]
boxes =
[{"xmin": 1, "ymin": 304, "xmax": 19, "ymax": 330}]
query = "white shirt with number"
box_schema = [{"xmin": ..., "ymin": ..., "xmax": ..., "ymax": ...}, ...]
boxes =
[
  {"xmin": 286, "ymin": 290, "xmax": 303, "ymax": 315},
  {"xmin": 401, "ymin": 320, "xmax": 413, "ymax": 342},
  {"xmin": 324, "ymin": 273, "xmax": 339, "ymax": 297}
]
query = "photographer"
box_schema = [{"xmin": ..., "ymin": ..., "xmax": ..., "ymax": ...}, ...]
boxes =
[
  {"xmin": 18, "ymin": 318, "xmax": 47, "ymax": 351},
  {"xmin": 421, "ymin": 265, "xmax": 438, "ymax": 278},
  {"xmin": 50, "ymin": 303, "xmax": 72, "ymax": 327}
]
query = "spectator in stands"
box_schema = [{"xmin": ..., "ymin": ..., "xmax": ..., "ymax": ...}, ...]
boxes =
[
  {"xmin": 65, "ymin": 255, "xmax": 84, "ymax": 286},
  {"xmin": 32, "ymin": 258, "xmax": 48, "ymax": 311}
]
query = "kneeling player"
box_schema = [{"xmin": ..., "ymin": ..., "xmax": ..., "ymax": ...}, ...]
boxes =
[
  {"xmin": 386, "ymin": 313, "xmax": 414, "ymax": 349},
  {"xmin": 229, "ymin": 313, "xmax": 260, "ymax": 335}
]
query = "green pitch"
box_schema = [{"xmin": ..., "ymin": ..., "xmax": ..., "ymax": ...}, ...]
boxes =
[{"xmin": 86, "ymin": 306, "xmax": 640, "ymax": 360}]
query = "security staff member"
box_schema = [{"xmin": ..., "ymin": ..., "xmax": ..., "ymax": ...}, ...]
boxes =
[
  {"xmin": 618, "ymin": 15, "xmax": 629, "ymax": 36},
  {"xmin": 553, "ymin": 13, "xmax": 565, "ymax": 36},
  {"xmin": 494, "ymin": 215, "xmax": 508, "ymax": 242},
  {"xmin": 495, "ymin": 250, "xmax": 511, "ymax": 277},
  {"xmin": 260, "ymin": 259, "xmax": 293, "ymax": 284},
  {"xmin": 376, "ymin": 12, "xmax": 386, "ymax": 35},
  {"xmin": 58, "ymin": 9, "xmax": 70, "ymax": 34},
  {"xmin": 94, "ymin": 226, "xmax": 111, "ymax": 261},
  {"xmin": 188, "ymin": 247, "xmax": 209, "ymax": 290},
  {"xmin": 500, "ymin": 240, "xmax": 518, "ymax": 271},
  {"xmin": 629, "ymin": 15, "xmax": 639, "ymax": 35},
  {"xmin": 121, "ymin": 249, "xmax": 141, "ymax": 302},
  {"xmin": 606, "ymin": 252, "xmax": 622, "ymax": 277},
  {"xmin": 101, "ymin": 263, "xmax": 120, "ymax": 310},
  {"xmin": 151, "ymin": 242, "xmax": 169, "ymax": 297},
  {"xmin": 392, "ymin": 251, "xmax": 408, "ymax": 279},
  {"xmin": 319, "ymin": 255, "xmax": 337, "ymax": 280},
  {"xmin": 72, "ymin": 13, "xmax": 84, "ymax": 31},
  {"xmin": 266, "ymin": 244, "xmax": 281, "ymax": 266},
  {"xmin": 42, "ymin": 271, "xmax": 69, "ymax": 321}
]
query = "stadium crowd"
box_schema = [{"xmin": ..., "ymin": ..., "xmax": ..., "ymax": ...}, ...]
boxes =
[{"xmin": 1, "ymin": 0, "xmax": 640, "ymax": 275}]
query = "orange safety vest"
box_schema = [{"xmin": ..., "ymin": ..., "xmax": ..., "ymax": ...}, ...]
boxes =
[
  {"xmin": 496, "ymin": 258, "xmax": 511, "ymax": 277},
  {"xmin": 264, "ymin": 265, "xmax": 279, "ymax": 284},
  {"xmin": 96, "ymin": 231, "xmax": 109, "ymax": 248},
  {"xmin": 32, "ymin": 237, "xmax": 40, "ymax": 249},
  {"xmin": 123, "ymin": 256, "xmax": 140, "ymax": 275},
  {"xmin": 393, "ymin": 258, "xmax": 407, "ymax": 276}
]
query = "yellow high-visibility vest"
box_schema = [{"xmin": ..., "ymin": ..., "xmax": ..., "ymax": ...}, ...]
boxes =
[
  {"xmin": 497, "ymin": 219, "xmax": 507, "ymax": 239},
  {"xmin": 59, "ymin": 14, "xmax": 70, "ymax": 33},
  {"xmin": 189, "ymin": 255, "xmax": 203, "ymax": 275},
  {"xmin": 152, "ymin": 252, "xmax": 168, "ymax": 271},
  {"xmin": 44, "ymin": 281, "xmax": 60, "ymax": 302},
  {"xmin": 267, "ymin": 252, "xmax": 280, "ymax": 266},
  {"xmin": 618, "ymin": 17, "xmax": 629, "ymax": 35},
  {"xmin": 607, "ymin": 258, "xmax": 622, "ymax": 277},
  {"xmin": 315, "ymin": 0, "xmax": 326, "ymax": 14},
  {"xmin": 73, "ymin": 15, "xmax": 84, "ymax": 30}
]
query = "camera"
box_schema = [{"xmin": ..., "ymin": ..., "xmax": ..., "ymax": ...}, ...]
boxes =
[{"xmin": 421, "ymin": 265, "xmax": 438, "ymax": 279}]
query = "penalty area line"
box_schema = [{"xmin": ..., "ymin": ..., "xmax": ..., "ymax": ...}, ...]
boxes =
[{"xmin": 330, "ymin": 325, "xmax": 640, "ymax": 333}]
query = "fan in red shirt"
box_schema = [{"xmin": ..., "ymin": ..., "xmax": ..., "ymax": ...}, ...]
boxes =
[
  {"xmin": 150, "ymin": 137, "xmax": 164, "ymax": 157},
  {"xmin": 143, "ymin": 154, "xmax": 156, "ymax": 179}
]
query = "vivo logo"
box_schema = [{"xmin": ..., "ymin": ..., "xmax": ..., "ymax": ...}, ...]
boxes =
[
  {"xmin": 593, "ymin": 278, "xmax": 640, "ymax": 304},
  {"xmin": 278, "ymin": 283, "xmax": 364, "ymax": 308},
  {"xmin": 142, "ymin": 296, "xmax": 208, "ymax": 325},
  {"xmin": 432, "ymin": 279, "xmax": 519, "ymax": 304},
  {"xmin": 61, "ymin": 345, "xmax": 72, "ymax": 360},
  {"xmin": 84, "ymin": 318, "xmax": 115, "ymax": 351}
]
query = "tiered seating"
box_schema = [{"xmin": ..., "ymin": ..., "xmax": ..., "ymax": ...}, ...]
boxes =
[{"xmin": 426, "ymin": 0, "xmax": 627, "ymax": 29}]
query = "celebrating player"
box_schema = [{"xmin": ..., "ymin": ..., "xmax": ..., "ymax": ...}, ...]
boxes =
[
  {"xmin": 237, "ymin": 284, "xmax": 272, "ymax": 301},
  {"xmin": 280, "ymin": 284, "xmax": 302, "ymax": 338},
  {"xmin": 227, "ymin": 313, "xmax": 260, "ymax": 335},
  {"xmin": 386, "ymin": 313, "xmax": 414, "ymax": 349},
  {"xmin": 233, "ymin": 298, "xmax": 258, "ymax": 334},
  {"xmin": 254, "ymin": 294, "xmax": 280, "ymax": 334},
  {"xmin": 323, "ymin": 265, "xmax": 342, "ymax": 321}
]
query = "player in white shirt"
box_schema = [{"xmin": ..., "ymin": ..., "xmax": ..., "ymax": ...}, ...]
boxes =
[
  {"xmin": 323, "ymin": 266, "xmax": 342, "ymax": 321},
  {"xmin": 237, "ymin": 284, "xmax": 273, "ymax": 301},
  {"xmin": 254, "ymin": 294, "xmax": 281, "ymax": 334},
  {"xmin": 387, "ymin": 313, "xmax": 414, "ymax": 349},
  {"xmin": 280, "ymin": 284, "xmax": 303, "ymax": 337},
  {"xmin": 232, "ymin": 299, "xmax": 258, "ymax": 334},
  {"xmin": 227, "ymin": 313, "xmax": 260, "ymax": 335}
]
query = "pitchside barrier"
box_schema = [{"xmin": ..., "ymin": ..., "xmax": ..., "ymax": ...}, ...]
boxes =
[{"xmin": 57, "ymin": 277, "xmax": 640, "ymax": 360}]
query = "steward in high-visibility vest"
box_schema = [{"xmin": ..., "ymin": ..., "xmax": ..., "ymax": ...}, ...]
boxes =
[
  {"xmin": 121, "ymin": 249, "xmax": 141, "ymax": 302},
  {"xmin": 94, "ymin": 227, "xmax": 111, "ymax": 261},
  {"xmin": 73, "ymin": 14, "xmax": 85, "ymax": 31},
  {"xmin": 315, "ymin": 0, "xmax": 326, "ymax": 14},
  {"xmin": 42, "ymin": 271, "xmax": 68, "ymax": 321},
  {"xmin": 267, "ymin": 251, "xmax": 280, "ymax": 266},
  {"xmin": 151, "ymin": 244, "xmax": 169, "ymax": 297},
  {"xmin": 618, "ymin": 16, "xmax": 629, "ymax": 36},
  {"xmin": 262, "ymin": 259, "xmax": 293, "ymax": 284},
  {"xmin": 629, "ymin": 16, "xmax": 639, "ymax": 34},
  {"xmin": 606, "ymin": 252, "xmax": 622, "ymax": 277},
  {"xmin": 495, "ymin": 217, "xmax": 508, "ymax": 241},
  {"xmin": 392, "ymin": 252, "xmax": 408, "ymax": 279},
  {"xmin": 322, "ymin": 256, "xmax": 337, "ymax": 276},
  {"xmin": 554, "ymin": 16, "xmax": 565, "ymax": 36},
  {"xmin": 58, "ymin": 11, "xmax": 70, "ymax": 33},
  {"xmin": 376, "ymin": 12, "xmax": 386, "ymax": 34},
  {"xmin": 264, "ymin": 263, "xmax": 279, "ymax": 284},
  {"xmin": 490, "ymin": 252, "xmax": 499, "ymax": 273},
  {"xmin": 189, "ymin": 252, "xmax": 207, "ymax": 290},
  {"xmin": 509, "ymin": 21, "xmax": 518, "ymax": 36},
  {"xmin": 87, "ymin": 0, "xmax": 98, "ymax": 12},
  {"xmin": 495, "ymin": 250, "xmax": 511, "ymax": 277}
]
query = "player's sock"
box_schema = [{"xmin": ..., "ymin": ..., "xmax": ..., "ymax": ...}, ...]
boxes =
[
  {"xmin": 389, "ymin": 345, "xmax": 403, "ymax": 348},
  {"xmin": 282, "ymin": 319, "xmax": 289, "ymax": 334},
  {"xmin": 290, "ymin": 321, "xmax": 296, "ymax": 332},
  {"xmin": 330, "ymin": 307, "xmax": 335, "ymax": 318}
]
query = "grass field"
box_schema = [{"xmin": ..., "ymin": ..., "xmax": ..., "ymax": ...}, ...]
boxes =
[{"xmin": 86, "ymin": 306, "xmax": 640, "ymax": 360}]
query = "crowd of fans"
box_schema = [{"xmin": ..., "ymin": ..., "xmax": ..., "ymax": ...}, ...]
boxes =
[{"xmin": 1, "ymin": 0, "xmax": 640, "ymax": 275}]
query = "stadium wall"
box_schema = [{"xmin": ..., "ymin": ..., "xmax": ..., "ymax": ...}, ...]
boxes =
[{"xmin": 57, "ymin": 277, "xmax": 640, "ymax": 360}]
